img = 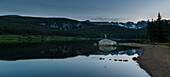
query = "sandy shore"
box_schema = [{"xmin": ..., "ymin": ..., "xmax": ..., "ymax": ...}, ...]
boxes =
[{"xmin": 120, "ymin": 43, "xmax": 170, "ymax": 77}]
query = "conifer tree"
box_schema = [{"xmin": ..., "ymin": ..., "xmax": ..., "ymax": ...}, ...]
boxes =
[{"xmin": 147, "ymin": 12, "xmax": 168, "ymax": 42}]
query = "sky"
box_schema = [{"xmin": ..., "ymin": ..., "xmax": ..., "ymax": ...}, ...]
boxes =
[{"xmin": 0, "ymin": 0, "xmax": 170, "ymax": 22}]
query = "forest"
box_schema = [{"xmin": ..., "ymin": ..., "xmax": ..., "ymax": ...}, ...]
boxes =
[
  {"xmin": 0, "ymin": 15, "xmax": 147, "ymax": 39},
  {"xmin": 147, "ymin": 13, "xmax": 170, "ymax": 42}
]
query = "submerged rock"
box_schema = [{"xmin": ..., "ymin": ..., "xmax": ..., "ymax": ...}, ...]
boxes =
[
  {"xmin": 99, "ymin": 58, "xmax": 103, "ymax": 60},
  {"xmin": 99, "ymin": 39, "xmax": 117, "ymax": 46},
  {"xmin": 132, "ymin": 57, "xmax": 137, "ymax": 61},
  {"xmin": 99, "ymin": 58, "xmax": 105, "ymax": 60},
  {"xmin": 119, "ymin": 59, "xmax": 123, "ymax": 61},
  {"xmin": 123, "ymin": 60, "xmax": 128, "ymax": 62}
]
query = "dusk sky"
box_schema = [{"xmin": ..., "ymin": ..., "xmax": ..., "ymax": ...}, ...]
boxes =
[{"xmin": 0, "ymin": 0, "xmax": 170, "ymax": 22}]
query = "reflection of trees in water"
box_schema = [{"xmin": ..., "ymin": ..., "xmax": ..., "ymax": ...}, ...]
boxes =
[
  {"xmin": 0, "ymin": 42, "xmax": 94, "ymax": 60},
  {"xmin": 40, "ymin": 46, "xmax": 86, "ymax": 56},
  {"xmin": 0, "ymin": 41, "xmax": 141, "ymax": 61}
]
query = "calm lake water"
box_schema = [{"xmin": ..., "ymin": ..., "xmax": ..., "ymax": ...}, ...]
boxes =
[{"xmin": 0, "ymin": 41, "xmax": 150, "ymax": 77}]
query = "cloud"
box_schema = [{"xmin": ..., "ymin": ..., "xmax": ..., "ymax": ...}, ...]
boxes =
[{"xmin": 90, "ymin": 17, "xmax": 131, "ymax": 22}]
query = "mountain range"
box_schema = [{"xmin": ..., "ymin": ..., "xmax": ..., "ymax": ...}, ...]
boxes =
[
  {"xmin": 88, "ymin": 20, "xmax": 148, "ymax": 29},
  {"xmin": 0, "ymin": 15, "xmax": 147, "ymax": 39}
]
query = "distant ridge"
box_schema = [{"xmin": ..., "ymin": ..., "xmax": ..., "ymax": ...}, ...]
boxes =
[
  {"xmin": 88, "ymin": 21, "xmax": 148, "ymax": 29},
  {"xmin": 0, "ymin": 15, "xmax": 147, "ymax": 39}
]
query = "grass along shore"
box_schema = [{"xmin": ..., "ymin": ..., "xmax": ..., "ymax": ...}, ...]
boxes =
[
  {"xmin": 154, "ymin": 42, "xmax": 170, "ymax": 47},
  {"xmin": 0, "ymin": 35, "xmax": 89, "ymax": 41}
]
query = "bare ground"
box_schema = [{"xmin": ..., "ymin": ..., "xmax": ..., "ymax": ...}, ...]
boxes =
[{"xmin": 120, "ymin": 43, "xmax": 170, "ymax": 77}]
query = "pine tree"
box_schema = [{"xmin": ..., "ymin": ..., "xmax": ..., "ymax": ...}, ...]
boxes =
[
  {"xmin": 147, "ymin": 12, "xmax": 168, "ymax": 42},
  {"xmin": 147, "ymin": 19, "xmax": 151, "ymax": 41},
  {"xmin": 157, "ymin": 12, "xmax": 162, "ymax": 22},
  {"xmin": 157, "ymin": 12, "xmax": 167, "ymax": 42}
]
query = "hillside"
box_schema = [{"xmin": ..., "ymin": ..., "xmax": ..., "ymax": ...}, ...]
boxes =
[
  {"xmin": 57, "ymin": 25, "xmax": 147, "ymax": 39},
  {"xmin": 0, "ymin": 15, "xmax": 147, "ymax": 39}
]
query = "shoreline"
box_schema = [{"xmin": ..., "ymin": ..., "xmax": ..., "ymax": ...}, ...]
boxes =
[
  {"xmin": 0, "ymin": 35, "xmax": 89, "ymax": 41},
  {"xmin": 120, "ymin": 43, "xmax": 170, "ymax": 77}
]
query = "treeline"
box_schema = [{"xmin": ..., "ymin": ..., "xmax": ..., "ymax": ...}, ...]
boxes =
[
  {"xmin": 0, "ymin": 15, "xmax": 94, "ymax": 30},
  {"xmin": 58, "ymin": 26, "xmax": 147, "ymax": 39},
  {"xmin": 0, "ymin": 26, "xmax": 44, "ymax": 35},
  {"xmin": 147, "ymin": 13, "xmax": 170, "ymax": 42},
  {"xmin": 0, "ymin": 25, "xmax": 147, "ymax": 39},
  {"xmin": 0, "ymin": 15, "xmax": 147, "ymax": 39}
]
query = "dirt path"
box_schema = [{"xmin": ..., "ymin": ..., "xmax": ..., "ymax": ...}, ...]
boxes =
[{"xmin": 120, "ymin": 43, "xmax": 170, "ymax": 77}]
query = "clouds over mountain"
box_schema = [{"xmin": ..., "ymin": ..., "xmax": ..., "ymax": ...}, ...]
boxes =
[{"xmin": 90, "ymin": 17, "xmax": 132, "ymax": 22}]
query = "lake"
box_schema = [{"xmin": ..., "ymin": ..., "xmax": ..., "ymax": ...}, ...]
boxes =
[{"xmin": 0, "ymin": 41, "xmax": 150, "ymax": 77}]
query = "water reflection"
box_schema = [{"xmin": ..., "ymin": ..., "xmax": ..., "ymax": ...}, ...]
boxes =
[
  {"xmin": 102, "ymin": 49, "xmax": 142, "ymax": 56},
  {"xmin": 0, "ymin": 41, "xmax": 150, "ymax": 77},
  {"xmin": 99, "ymin": 46, "xmax": 117, "ymax": 52},
  {"xmin": 0, "ymin": 41, "xmax": 139, "ymax": 61},
  {"xmin": 96, "ymin": 49, "xmax": 142, "ymax": 63}
]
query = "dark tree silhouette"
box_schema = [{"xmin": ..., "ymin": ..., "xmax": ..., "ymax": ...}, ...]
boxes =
[
  {"xmin": 147, "ymin": 12, "xmax": 169, "ymax": 42},
  {"xmin": 0, "ymin": 15, "xmax": 147, "ymax": 39}
]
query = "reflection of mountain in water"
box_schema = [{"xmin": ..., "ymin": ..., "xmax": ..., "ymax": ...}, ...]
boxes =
[
  {"xmin": 93, "ymin": 49, "xmax": 142, "ymax": 56},
  {"xmin": 114, "ymin": 49, "xmax": 142, "ymax": 56},
  {"xmin": 0, "ymin": 41, "xmax": 141, "ymax": 61}
]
